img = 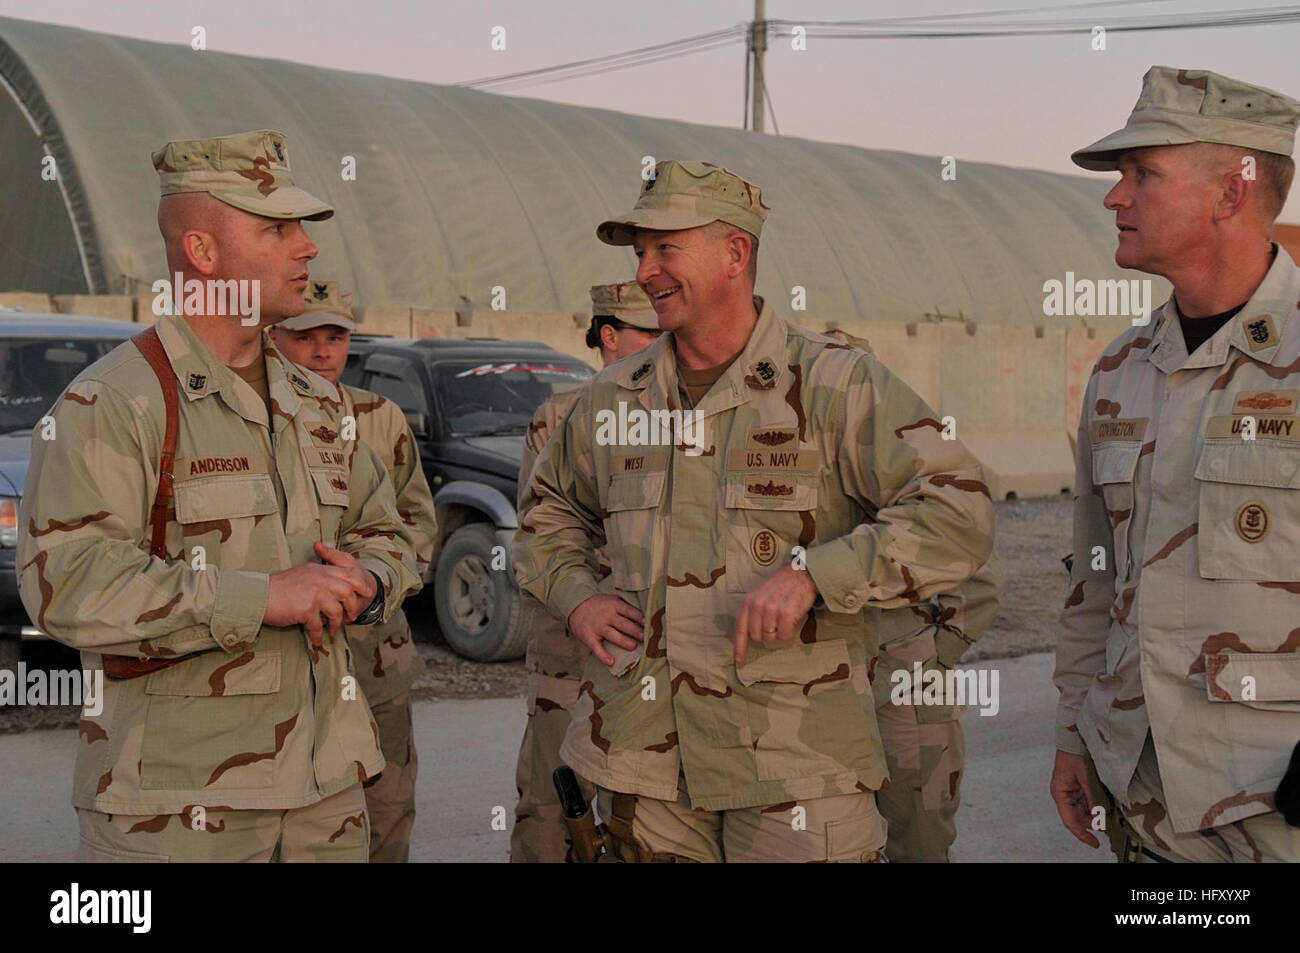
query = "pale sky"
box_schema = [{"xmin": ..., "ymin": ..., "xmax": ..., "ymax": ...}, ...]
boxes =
[{"xmin": 7, "ymin": 0, "xmax": 1300, "ymax": 219}]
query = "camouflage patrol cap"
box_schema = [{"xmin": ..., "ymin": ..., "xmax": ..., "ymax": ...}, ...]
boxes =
[
  {"xmin": 597, "ymin": 160, "xmax": 769, "ymax": 246},
  {"xmin": 589, "ymin": 281, "xmax": 659, "ymax": 330},
  {"xmin": 1073, "ymin": 66, "xmax": 1300, "ymax": 171},
  {"xmin": 276, "ymin": 280, "xmax": 357, "ymax": 331},
  {"xmin": 152, "ymin": 129, "xmax": 334, "ymax": 221}
]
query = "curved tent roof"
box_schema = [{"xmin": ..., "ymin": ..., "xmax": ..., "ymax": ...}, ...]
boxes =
[{"xmin": 0, "ymin": 16, "xmax": 1147, "ymax": 325}]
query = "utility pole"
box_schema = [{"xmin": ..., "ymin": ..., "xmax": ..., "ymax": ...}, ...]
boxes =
[{"xmin": 750, "ymin": 0, "xmax": 766, "ymax": 133}]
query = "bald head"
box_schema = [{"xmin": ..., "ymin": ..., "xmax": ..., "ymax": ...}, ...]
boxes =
[{"xmin": 157, "ymin": 192, "xmax": 241, "ymax": 273}]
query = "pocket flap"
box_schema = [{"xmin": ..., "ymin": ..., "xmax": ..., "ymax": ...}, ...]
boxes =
[
  {"xmin": 737, "ymin": 639, "xmax": 850, "ymax": 687},
  {"xmin": 309, "ymin": 467, "xmax": 352, "ymax": 506},
  {"xmin": 174, "ymin": 474, "xmax": 279, "ymax": 523},
  {"xmin": 145, "ymin": 651, "xmax": 281, "ymax": 697},
  {"xmin": 1091, "ymin": 443, "xmax": 1141, "ymax": 485},
  {"xmin": 1195, "ymin": 444, "xmax": 1300, "ymax": 488},
  {"xmin": 605, "ymin": 471, "xmax": 665, "ymax": 512},
  {"xmin": 1205, "ymin": 652, "xmax": 1300, "ymax": 703}
]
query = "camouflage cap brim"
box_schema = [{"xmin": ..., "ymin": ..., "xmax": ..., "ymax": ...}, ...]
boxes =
[
  {"xmin": 1072, "ymin": 66, "xmax": 1300, "ymax": 172},
  {"xmin": 208, "ymin": 184, "xmax": 334, "ymax": 221},
  {"xmin": 597, "ymin": 207, "xmax": 721, "ymax": 246},
  {"xmin": 1071, "ymin": 114, "xmax": 1297, "ymax": 171},
  {"xmin": 154, "ymin": 130, "xmax": 335, "ymax": 221},
  {"xmin": 589, "ymin": 279, "xmax": 658, "ymax": 329},
  {"xmin": 274, "ymin": 310, "xmax": 356, "ymax": 332}
]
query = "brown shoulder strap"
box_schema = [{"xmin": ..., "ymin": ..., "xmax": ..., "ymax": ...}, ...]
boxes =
[
  {"xmin": 103, "ymin": 327, "xmax": 187, "ymax": 681},
  {"xmin": 131, "ymin": 326, "xmax": 179, "ymax": 559}
]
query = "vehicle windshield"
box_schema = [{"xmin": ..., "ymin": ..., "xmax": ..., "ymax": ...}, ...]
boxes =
[
  {"xmin": 0, "ymin": 337, "xmax": 126, "ymax": 434},
  {"xmin": 431, "ymin": 360, "xmax": 595, "ymax": 436}
]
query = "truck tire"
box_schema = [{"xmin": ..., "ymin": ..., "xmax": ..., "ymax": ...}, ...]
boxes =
[{"xmin": 433, "ymin": 523, "xmax": 527, "ymax": 662}]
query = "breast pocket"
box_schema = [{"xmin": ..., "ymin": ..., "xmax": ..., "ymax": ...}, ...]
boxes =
[
  {"xmin": 603, "ymin": 471, "xmax": 665, "ymax": 592},
  {"xmin": 1091, "ymin": 442, "xmax": 1141, "ymax": 580},
  {"xmin": 724, "ymin": 472, "xmax": 818, "ymax": 592},
  {"xmin": 308, "ymin": 466, "xmax": 352, "ymax": 542},
  {"xmin": 1194, "ymin": 442, "xmax": 1300, "ymax": 581},
  {"xmin": 173, "ymin": 474, "xmax": 279, "ymax": 562}
]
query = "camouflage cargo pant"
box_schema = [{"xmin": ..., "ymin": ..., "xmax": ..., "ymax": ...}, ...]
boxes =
[
  {"xmin": 510, "ymin": 594, "xmax": 593, "ymax": 862},
  {"xmin": 595, "ymin": 775, "xmax": 888, "ymax": 863},
  {"xmin": 76, "ymin": 783, "xmax": 370, "ymax": 862},
  {"xmin": 873, "ymin": 638, "xmax": 964, "ymax": 862},
  {"xmin": 1102, "ymin": 734, "xmax": 1300, "ymax": 863},
  {"xmin": 363, "ymin": 691, "xmax": 417, "ymax": 863}
]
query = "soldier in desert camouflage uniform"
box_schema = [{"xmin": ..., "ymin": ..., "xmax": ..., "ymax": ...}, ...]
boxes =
[
  {"xmin": 872, "ymin": 557, "xmax": 1003, "ymax": 862},
  {"xmin": 1053, "ymin": 67, "xmax": 1300, "ymax": 862},
  {"xmin": 824, "ymin": 330, "xmax": 1006, "ymax": 862},
  {"xmin": 511, "ymin": 280, "xmax": 661, "ymax": 862},
  {"xmin": 271, "ymin": 280, "xmax": 438, "ymax": 862},
  {"xmin": 514, "ymin": 160, "xmax": 996, "ymax": 862},
  {"xmin": 18, "ymin": 130, "xmax": 421, "ymax": 862}
]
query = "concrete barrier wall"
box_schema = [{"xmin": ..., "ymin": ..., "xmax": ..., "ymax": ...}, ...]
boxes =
[{"xmin": 1, "ymin": 290, "xmax": 1130, "ymax": 499}]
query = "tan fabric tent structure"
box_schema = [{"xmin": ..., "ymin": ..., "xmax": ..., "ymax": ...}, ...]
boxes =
[{"xmin": 1, "ymin": 15, "xmax": 1144, "ymax": 330}]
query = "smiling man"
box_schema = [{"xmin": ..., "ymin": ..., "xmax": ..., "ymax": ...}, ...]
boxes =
[
  {"xmin": 514, "ymin": 160, "xmax": 995, "ymax": 862},
  {"xmin": 1052, "ymin": 67, "xmax": 1300, "ymax": 862},
  {"xmin": 18, "ymin": 130, "xmax": 421, "ymax": 863}
]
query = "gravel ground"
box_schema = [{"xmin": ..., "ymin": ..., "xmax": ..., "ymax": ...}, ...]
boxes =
[
  {"xmin": 0, "ymin": 495, "xmax": 1073, "ymax": 730},
  {"xmin": 967, "ymin": 495, "xmax": 1074, "ymax": 662}
]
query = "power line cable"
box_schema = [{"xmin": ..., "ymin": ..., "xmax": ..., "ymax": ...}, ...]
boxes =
[
  {"xmin": 460, "ymin": 25, "xmax": 745, "ymax": 89},
  {"xmin": 457, "ymin": 5, "xmax": 1300, "ymax": 92}
]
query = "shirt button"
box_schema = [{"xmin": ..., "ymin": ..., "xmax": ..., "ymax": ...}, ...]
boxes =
[
  {"xmin": 222, "ymin": 634, "xmax": 238, "ymax": 648},
  {"xmin": 844, "ymin": 594, "xmax": 859, "ymax": 608}
]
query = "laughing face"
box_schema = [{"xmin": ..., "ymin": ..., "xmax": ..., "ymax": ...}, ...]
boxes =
[{"xmin": 632, "ymin": 225, "xmax": 734, "ymax": 332}]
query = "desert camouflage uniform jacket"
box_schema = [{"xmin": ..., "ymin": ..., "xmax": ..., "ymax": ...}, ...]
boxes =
[
  {"xmin": 342, "ymin": 384, "xmax": 437, "ymax": 707},
  {"xmin": 1056, "ymin": 246, "xmax": 1300, "ymax": 833},
  {"xmin": 514, "ymin": 300, "xmax": 995, "ymax": 810},
  {"xmin": 17, "ymin": 314, "xmax": 421, "ymax": 814},
  {"xmin": 519, "ymin": 387, "xmax": 602, "ymax": 689},
  {"xmin": 872, "ymin": 553, "xmax": 1004, "ymax": 691}
]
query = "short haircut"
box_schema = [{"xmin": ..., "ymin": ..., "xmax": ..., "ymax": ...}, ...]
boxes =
[
  {"xmin": 1195, "ymin": 143, "xmax": 1295, "ymax": 220},
  {"xmin": 1247, "ymin": 148, "xmax": 1295, "ymax": 219},
  {"xmin": 586, "ymin": 315, "xmax": 620, "ymax": 350},
  {"xmin": 704, "ymin": 220, "xmax": 759, "ymax": 286}
]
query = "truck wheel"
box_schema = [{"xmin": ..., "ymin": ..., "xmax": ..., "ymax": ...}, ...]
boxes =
[{"xmin": 434, "ymin": 523, "xmax": 527, "ymax": 662}]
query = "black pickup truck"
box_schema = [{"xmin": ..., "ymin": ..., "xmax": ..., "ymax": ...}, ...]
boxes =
[{"xmin": 341, "ymin": 335, "xmax": 595, "ymax": 661}]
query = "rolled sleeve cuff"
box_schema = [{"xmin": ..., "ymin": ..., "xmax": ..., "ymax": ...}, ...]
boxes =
[
  {"xmin": 358, "ymin": 558, "xmax": 401, "ymax": 624},
  {"xmin": 210, "ymin": 569, "xmax": 269, "ymax": 653},
  {"xmin": 803, "ymin": 538, "xmax": 865, "ymax": 613},
  {"xmin": 1055, "ymin": 722, "xmax": 1087, "ymax": 756},
  {"xmin": 550, "ymin": 571, "xmax": 601, "ymax": 626}
]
